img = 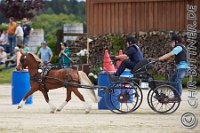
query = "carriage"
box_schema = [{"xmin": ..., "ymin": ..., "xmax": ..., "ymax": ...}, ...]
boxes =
[
  {"xmin": 102, "ymin": 59, "xmax": 181, "ymax": 114},
  {"xmin": 18, "ymin": 53, "xmax": 181, "ymax": 114}
]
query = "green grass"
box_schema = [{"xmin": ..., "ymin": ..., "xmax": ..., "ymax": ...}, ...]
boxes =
[{"xmin": 0, "ymin": 67, "xmax": 15, "ymax": 84}]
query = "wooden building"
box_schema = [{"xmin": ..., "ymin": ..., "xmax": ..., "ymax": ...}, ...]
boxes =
[{"xmin": 86, "ymin": 0, "xmax": 200, "ymax": 35}]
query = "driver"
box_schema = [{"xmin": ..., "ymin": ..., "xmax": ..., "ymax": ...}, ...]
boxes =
[{"xmin": 113, "ymin": 36, "xmax": 144, "ymax": 76}]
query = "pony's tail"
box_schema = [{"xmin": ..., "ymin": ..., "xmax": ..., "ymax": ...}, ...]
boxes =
[{"xmin": 78, "ymin": 71, "xmax": 99, "ymax": 103}]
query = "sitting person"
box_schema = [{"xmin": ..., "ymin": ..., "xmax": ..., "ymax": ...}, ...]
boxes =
[
  {"xmin": 0, "ymin": 47, "xmax": 20, "ymax": 71},
  {"xmin": 23, "ymin": 45, "xmax": 30, "ymax": 53},
  {"xmin": 113, "ymin": 36, "xmax": 144, "ymax": 76},
  {"xmin": 0, "ymin": 30, "xmax": 9, "ymax": 53},
  {"xmin": 0, "ymin": 46, "xmax": 7, "ymax": 66}
]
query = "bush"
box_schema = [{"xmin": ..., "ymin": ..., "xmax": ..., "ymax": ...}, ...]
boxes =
[
  {"xmin": 0, "ymin": 23, "xmax": 7, "ymax": 30},
  {"xmin": 110, "ymin": 35, "xmax": 124, "ymax": 55}
]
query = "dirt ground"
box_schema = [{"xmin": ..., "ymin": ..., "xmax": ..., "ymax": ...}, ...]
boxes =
[{"xmin": 0, "ymin": 84, "xmax": 199, "ymax": 133}]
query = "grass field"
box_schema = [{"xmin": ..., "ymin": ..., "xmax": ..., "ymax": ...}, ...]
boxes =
[{"xmin": 0, "ymin": 67, "xmax": 15, "ymax": 84}]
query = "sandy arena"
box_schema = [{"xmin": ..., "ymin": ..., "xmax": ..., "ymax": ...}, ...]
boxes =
[{"xmin": 0, "ymin": 84, "xmax": 199, "ymax": 133}]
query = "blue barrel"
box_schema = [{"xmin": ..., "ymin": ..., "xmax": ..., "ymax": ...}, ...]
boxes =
[
  {"xmin": 12, "ymin": 70, "xmax": 32, "ymax": 104},
  {"xmin": 98, "ymin": 72, "xmax": 120, "ymax": 110}
]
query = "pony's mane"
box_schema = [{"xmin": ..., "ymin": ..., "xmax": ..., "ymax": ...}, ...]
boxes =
[{"xmin": 28, "ymin": 53, "xmax": 42, "ymax": 64}]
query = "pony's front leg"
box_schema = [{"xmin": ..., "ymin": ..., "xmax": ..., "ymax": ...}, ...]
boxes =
[
  {"xmin": 18, "ymin": 88, "xmax": 35, "ymax": 109},
  {"xmin": 41, "ymin": 90, "xmax": 56, "ymax": 113}
]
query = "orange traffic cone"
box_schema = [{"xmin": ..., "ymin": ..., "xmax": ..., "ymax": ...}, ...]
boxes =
[
  {"xmin": 116, "ymin": 50, "xmax": 123, "ymax": 68},
  {"xmin": 103, "ymin": 50, "xmax": 116, "ymax": 72}
]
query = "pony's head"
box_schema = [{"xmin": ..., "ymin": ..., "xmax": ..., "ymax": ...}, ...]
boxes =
[{"xmin": 17, "ymin": 53, "xmax": 42, "ymax": 70}]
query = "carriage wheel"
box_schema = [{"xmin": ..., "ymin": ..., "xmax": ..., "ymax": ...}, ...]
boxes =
[
  {"xmin": 150, "ymin": 85, "xmax": 181, "ymax": 114},
  {"xmin": 103, "ymin": 89, "xmax": 123, "ymax": 114},
  {"xmin": 108, "ymin": 82, "xmax": 143, "ymax": 114},
  {"xmin": 147, "ymin": 89, "xmax": 155, "ymax": 111}
]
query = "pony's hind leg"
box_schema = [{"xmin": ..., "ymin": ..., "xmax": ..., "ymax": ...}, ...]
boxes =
[
  {"xmin": 72, "ymin": 87, "xmax": 91, "ymax": 113},
  {"xmin": 57, "ymin": 88, "xmax": 72, "ymax": 112},
  {"xmin": 18, "ymin": 88, "xmax": 36, "ymax": 109},
  {"xmin": 41, "ymin": 89, "xmax": 56, "ymax": 113}
]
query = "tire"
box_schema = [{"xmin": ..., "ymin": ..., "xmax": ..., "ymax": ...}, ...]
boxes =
[
  {"xmin": 108, "ymin": 82, "xmax": 143, "ymax": 114},
  {"xmin": 147, "ymin": 89, "xmax": 155, "ymax": 111},
  {"xmin": 150, "ymin": 85, "xmax": 181, "ymax": 114}
]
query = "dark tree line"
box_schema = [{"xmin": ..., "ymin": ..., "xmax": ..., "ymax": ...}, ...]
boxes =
[
  {"xmin": 0, "ymin": 0, "xmax": 85, "ymax": 23},
  {"xmin": 0, "ymin": 0, "xmax": 44, "ymax": 21},
  {"xmin": 41, "ymin": 0, "xmax": 85, "ymax": 21}
]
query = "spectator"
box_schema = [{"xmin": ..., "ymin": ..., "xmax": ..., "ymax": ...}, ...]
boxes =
[
  {"xmin": 7, "ymin": 17, "xmax": 17, "ymax": 56},
  {"xmin": 0, "ymin": 46, "xmax": 7, "ymax": 66},
  {"xmin": 22, "ymin": 18, "xmax": 32, "ymax": 45},
  {"xmin": 37, "ymin": 41, "xmax": 53, "ymax": 64},
  {"xmin": 15, "ymin": 21, "xmax": 24, "ymax": 47},
  {"xmin": 0, "ymin": 30, "xmax": 9, "ymax": 53},
  {"xmin": 59, "ymin": 42, "xmax": 71, "ymax": 68},
  {"xmin": 0, "ymin": 47, "xmax": 20, "ymax": 71},
  {"xmin": 23, "ymin": 45, "xmax": 30, "ymax": 53}
]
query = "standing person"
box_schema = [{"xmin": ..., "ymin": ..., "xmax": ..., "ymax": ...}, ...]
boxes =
[
  {"xmin": 37, "ymin": 41, "xmax": 53, "ymax": 64},
  {"xmin": 22, "ymin": 18, "xmax": 32, "ymax": 45},
  {"xmin": 113, "ymin": 36, "xmax": 144, "ymax": 76},
  {"xmin": 7, "ymin": 17, "xmax": 17, "ymax": 55},
  {"xmin": 15, "ymin": 21, "xmax": 24, "ymax": 47},
  {"xmin": 158, "ymin": 33, "xmax": 189, "ymax": 97},
  {"xmin": 59, "ymin": 42, "xmax": 71, "ymax": 68},
  {"xmin": 0, "ymin": 46, "xmax": 7, "ymax": 66}
]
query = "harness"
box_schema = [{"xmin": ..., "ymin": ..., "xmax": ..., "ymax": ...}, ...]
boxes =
[
  {"xmin": 20, "ymin": 54, "xmax": 79, "ymax": 91},
  {"xmin": 31, "ymin": 65, "xmax": 80, "ymax": 91}
]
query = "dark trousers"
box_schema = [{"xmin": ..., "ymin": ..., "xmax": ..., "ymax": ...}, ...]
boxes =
[
  {"xmin": 115, "ymin": 59, "xmax": 136, "ymax": 76},
  {"xmin": 8, "ymin": 35, "xmax": 16, "ymax": 55},
  {"xmin": 0, "ymin": 61, "xmax": 16, "ymax": 71}
]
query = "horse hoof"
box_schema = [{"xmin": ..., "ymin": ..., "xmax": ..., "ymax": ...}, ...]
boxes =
[
  {"xmin": 85, "ymin": 107, "xmax": 91, "ymax": 114},
  {"xmin": 85, "ymin": 110, "xmax": 90, "ymax": 114},
  {"xmin": 50, "ymin": 108, "xmax": 56, "ymax": 113},
  {"xmin": 50, "ymin": 110, "xmax": 55, "ymax": 113},
  {"xmin": 56, "ymin": 109, "xmax": 61, "ymax": 112},
  {"xmin": 17, "ymin": 106, "xmax": 22, "ymax": 109}
]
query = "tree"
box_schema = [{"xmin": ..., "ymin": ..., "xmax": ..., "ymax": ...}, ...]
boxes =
[{"xmin": 0, "ymin": 0, "xmax": 44, "ymax": 20}]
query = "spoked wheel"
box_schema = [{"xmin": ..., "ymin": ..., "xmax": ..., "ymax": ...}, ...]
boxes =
[
  {"xmin": 103, "ymin": 89, "xmax": 123, "ymax": 114},
  {"xmin": 147, "ymin": 89, "xmax": 154, "ymax": 111},
  {"xmin": 150, "ymin": 85, "xmax": 181, "ymax": 114},
  {"xmin": 107, "ymin": 82, "xmax": 143, "ymax": 114}
]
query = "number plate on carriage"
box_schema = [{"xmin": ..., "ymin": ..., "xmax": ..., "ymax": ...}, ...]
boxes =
[{"xmin": 140, "ymin": 82, "xmax": 149, "ymax": 89}]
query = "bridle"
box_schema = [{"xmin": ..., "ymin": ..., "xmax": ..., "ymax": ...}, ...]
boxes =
[
  {"xmin": 20, "ymin": 55, "xmax": 25, "ymax": 70},
  {"xmin": 19, "ymin": 54, "xmax": 42, "ymax": 70}
]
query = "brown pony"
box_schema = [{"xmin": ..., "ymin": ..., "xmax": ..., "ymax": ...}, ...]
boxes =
[{"xmin": 17, "ymin": 53, "xmax": 98, "ymax": 113}]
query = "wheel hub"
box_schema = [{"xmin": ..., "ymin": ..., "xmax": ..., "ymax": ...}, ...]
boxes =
[{"xmin": 118, "ymin": 92, "xmax": 130, "ymax": 103}]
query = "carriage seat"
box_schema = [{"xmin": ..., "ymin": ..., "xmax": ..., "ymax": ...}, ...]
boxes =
[{"xmin": 131, "ymin": 59, "xmax": 152, "ymax": 74}]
